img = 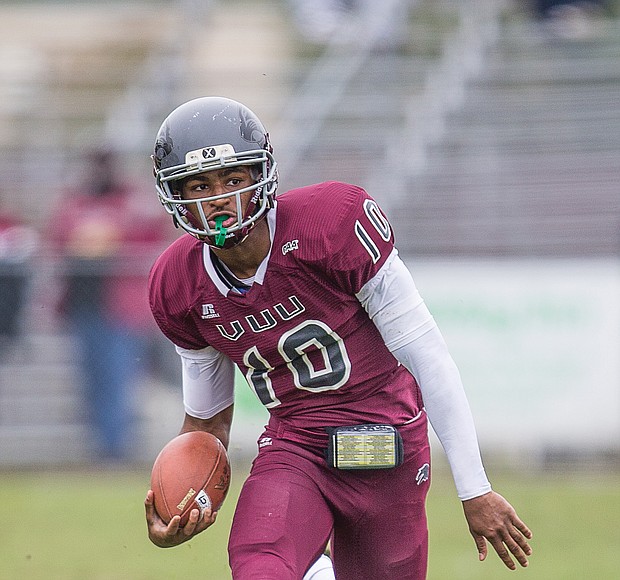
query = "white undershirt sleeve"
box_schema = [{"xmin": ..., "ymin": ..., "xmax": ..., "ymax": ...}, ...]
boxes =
[
  {"xmin": 356, "ymin": 249, "xmax": 492, "ymax": 500},
  {"xmin": 175, "ymin": 345, "xmax": 236, "ymax": 420}
]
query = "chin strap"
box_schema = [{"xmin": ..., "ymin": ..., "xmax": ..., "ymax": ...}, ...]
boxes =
[{"xmin": 214, "ymin": 216, "xmax": 227, "ymax": 247}]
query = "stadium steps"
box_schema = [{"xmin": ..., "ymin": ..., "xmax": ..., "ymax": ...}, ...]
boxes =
[
  {"xmin": 389, "ymin": 15, "xmax": 620, "ymax": 257},
  {"xmin": 0, "ymin": 333, "xmax": 93, "ymax": 465},
  {"xmin": 0, "ymin": 330, "xmax": 182, "ymax": 466},
  {"xmin": 0, "ymin": 2, "xmax": 179, "ymax": 226},
  {"xmin": 274, "ymin": 0, "xmax": 460, "ymax": 191},
  {"xmin": 0, "ymin": 3, "xmax": 172, "ymax": 136},
  {"xmin": 176, "ymin": 0, "xmax": 297, "ymax": 125}
]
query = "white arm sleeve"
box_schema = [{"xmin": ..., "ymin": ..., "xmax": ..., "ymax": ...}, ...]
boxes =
[
  {"xmin": 356, "ymin": 250, "xmax": 492, "ymax": 500},
  {"xmin": 175, "ymin": 345, "xmax": 236, "ymax": 420}
]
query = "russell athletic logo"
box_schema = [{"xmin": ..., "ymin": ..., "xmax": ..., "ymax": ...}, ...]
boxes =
[{"xmin": 201, "ymin": 304, "xmax": 220, "ymax": 319}]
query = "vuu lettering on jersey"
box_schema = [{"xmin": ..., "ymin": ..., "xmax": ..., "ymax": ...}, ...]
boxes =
[
  {"xmin": 149, "ymin": 182, "xmax": 422, "ymax": 431},
  {"xmin": 215, "ymin": 295, "xmax": 306, "ymax": 340}
]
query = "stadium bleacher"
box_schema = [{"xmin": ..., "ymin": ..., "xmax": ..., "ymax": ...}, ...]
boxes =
[{"xmin": 0, "ymin": 0, "xmax": 618, "ymax": 465}]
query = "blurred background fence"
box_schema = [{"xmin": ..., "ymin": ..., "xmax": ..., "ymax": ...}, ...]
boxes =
[{"xmin": 0, "ymin": 0, "xmax": 618, "ymax": 469}]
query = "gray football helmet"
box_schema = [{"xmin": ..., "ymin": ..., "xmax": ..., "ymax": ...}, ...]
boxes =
[{"xmin": 152, "ymin": 97, "xmax": 278, "ymax": 248}]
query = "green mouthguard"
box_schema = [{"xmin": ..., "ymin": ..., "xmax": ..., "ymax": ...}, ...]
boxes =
[{"xmin": 214, "ymin": 216, "xmax": 227, "ymax": 247}]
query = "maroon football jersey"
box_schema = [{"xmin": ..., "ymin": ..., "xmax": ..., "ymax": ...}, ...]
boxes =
[{"xmin": 149, "ymin": 182, "xmax": 422, "ymax": 430}]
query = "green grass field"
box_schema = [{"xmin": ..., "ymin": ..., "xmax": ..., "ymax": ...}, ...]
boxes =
[{"xmin": 2, "ymin": 463, "xmax": 618, "ymax": 579}]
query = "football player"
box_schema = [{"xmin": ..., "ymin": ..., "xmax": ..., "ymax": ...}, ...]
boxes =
[{"xmin": 144, "ymin": 97, "xmax": 532, "ymax": 579}]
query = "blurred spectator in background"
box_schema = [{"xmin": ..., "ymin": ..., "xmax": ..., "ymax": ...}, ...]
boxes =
[
  {"xmin": 287, "ymin": 0, "xmax": 354, "ymax": 43},
  {"xmin": 531, "ymin": 0, "xmax": 610, "ymax": 38},
  {"xmin": 50, "ymin": 148, "xmax": 167, "ymax": 461},
  {"xmin": 287, "ymin": 0, "xmax": 406, "ymax": 49},
  {"xmin": 0, "ymin": 194, "xmax": 38, "ymax": 361}
]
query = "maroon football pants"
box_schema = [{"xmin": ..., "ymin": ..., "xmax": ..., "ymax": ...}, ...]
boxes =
[{"xmin": 229, "ymin": 414, "xmax": 431, "ymax": 579}]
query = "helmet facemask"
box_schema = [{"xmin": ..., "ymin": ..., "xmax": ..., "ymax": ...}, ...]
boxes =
[{"xmin": 154, "ymin": 144, "xmax": 278, "ymax": 249}]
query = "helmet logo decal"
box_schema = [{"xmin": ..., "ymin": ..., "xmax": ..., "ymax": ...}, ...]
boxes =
[
  {"xmin": 239, "ymin": 108, "xmax": 265, "ymax": 145},
  {"xmin": 153, "ymin": 123, "xmax": 174, "ymax": 168},
  {"xmin": 202, "ymin": 147, "xmax": 217, "ymax": 159},
  {"xmin": 154, "ymin": 138, "xmax": 172, "ymax": 164}
]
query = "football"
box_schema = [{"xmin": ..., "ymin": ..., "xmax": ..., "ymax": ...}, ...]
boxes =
[{"xmin": 150, "ymin": 430, "xmax": 231, "ymax": 526}]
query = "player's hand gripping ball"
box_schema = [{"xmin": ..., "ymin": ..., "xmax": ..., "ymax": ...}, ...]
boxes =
[{"xmin": 150, "ymin": 431, "xmax": 231, "ymax": 526}]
